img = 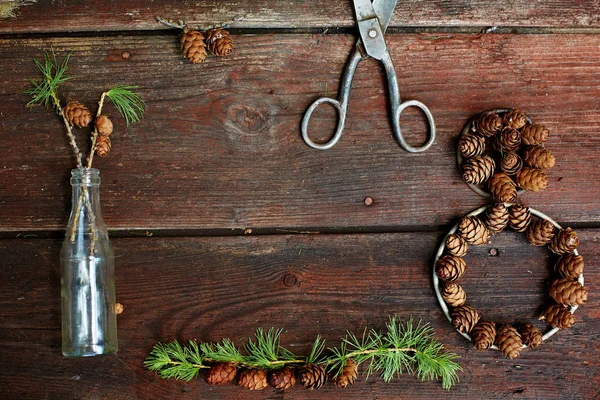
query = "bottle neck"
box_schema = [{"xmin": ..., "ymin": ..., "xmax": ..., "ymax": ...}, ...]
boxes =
[{"xmin": 68, "ymin": 168, "xmax": 106, "ymax": 236}]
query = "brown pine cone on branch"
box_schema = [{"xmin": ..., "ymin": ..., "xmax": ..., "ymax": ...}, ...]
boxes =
[
  {"xmin": 441, "ymin": 282, "xmax": 467, "ymax": 307},
  {"xmin": 64, "ymin": 101, "xmax": 92, "ymax": 128},
  {"xmin": 298, "ymin": 364, "xmax": 327, "ymax": 390},
  {"xmin": 509, "ymin": 205, "xmax": 531, "ymax": 232},
  {"xmin": 205, "ymin": 27, "xmax": 233, "ymax": 56},
  {"xmin": 523, "ymin": 145, "xmax": 555, "ymax": 169},
  {"xmin": 500, "ymin": 152, "xmax": 523, "ymax": 176},
  {"xmin": 556, "ymin": 254, "xmax": 584, "ymax": 279},
  {"xmin": 526, "ymin": 219, "xmax": 555, "ymax": 246},
  {"xmin": 334, "ymin": 359, "xmax": 358, "ymax": 388},
  {"xmin": 549, "ymin": 228, "xmax": 579, "ymax": 255},
  {"xmin": 516, "ymin": 167, "xmax": 548, "ymax": 192},
  {"xmin": 503, "ymin": 109, "xmax": 528, "ymax": 130},
  {"xmin": 458, "ymin": 133, "xmax": 485, "ymax": 158},
  {"xmin": 462, "ymin": 155, "xmax": 496, "ymax": 185},
  {"xmin": 205, "ymin": 362, "xmax": 237, "ymax": 385},
  {"xmin": 540, "ymin": 304, "xmax": 574, "ymax": 329},
  {"xmin": 495, "ymin": 325, "xmax": 523, "ymax": 359},
  {"xmin": 488, "ymin": 173, "xmax": 517, "ymax": 203},
  {"xmin": 458, "ymin": 216, "xmax": 489, "ymax": 245},
  {"xmin": 181, "ymin": 26, "xmax": 207, "ymax": 64},
  {"xmin": 521, "ymin": 124, "xmax": 549, "ymax": 146},
  {"xmin": 549, "ymin": 278, "xmax": 588, "ymax": 307},
  {"xmin": 435, "ymin": 255, "xmax": 466, "ymax": 282},
  {"xmin": 95, "ymin": 136, "xmax": 112, "ymax": 157},
  {"xmin": 519, "ymin": 323, "xmax": 543, "ymax": 348},
  {"xmin": 445, "ymin": 234, "xmax": 468, "ymax": 257},
  {"xmin": 471, "ymin": 321, "xmax": 496, "ymax": 350},
  {"xmin": 476, "ymin": 111, "xmax": 502, "ymax": 137},
  {"xmin": 493, "ymin": 127, "xmax": 521, "ymax": 152},
  {"xmin": 485, "ymin": 203, "xmax": 509, "ymax": 234},
  {"xmin": 269, "ymin": 368, "xmax": 296, "ymax": 390},
  {"xmin": 451, "ymin": 305, "xmax": 480, "ymax": 334},
  {"xmin": 96, "ymin": 114, "xmax": 113, "ymax": 137},
  {"xmin": 238, "ymin": 369, "xmax": 268, "ymax": 390}
]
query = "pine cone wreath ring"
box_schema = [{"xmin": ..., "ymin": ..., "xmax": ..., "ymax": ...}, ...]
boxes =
[
  {"xmin": 433, "ymin": 203, "xmax": 586, "ymax": 358},
  {"xmin": 457, "ymin": 108, "xmax": 556, "ymax": 201}
]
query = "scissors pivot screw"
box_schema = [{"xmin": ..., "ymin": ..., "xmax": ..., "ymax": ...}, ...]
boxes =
[{"xmin": 368, "ymin": 29, "xmax": 377, "ymax": 38}]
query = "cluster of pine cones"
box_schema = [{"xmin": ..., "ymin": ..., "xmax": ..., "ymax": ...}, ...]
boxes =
[
  {"xmin": 436, "ymin": 203, "xmax": 588, "ymax": 359},
  {"xmin": 202, "ymin": 360, "xmax": 357, "ymax": 391},
  {"xmin": 180, "ymin": 26, "xmax": 233, "ymax": 64},
  {"xmin": 459, "ymin": 109, "xmax": 555, "ymax": 202},
  {"xmin": 63, "ymin": 101, "xmax": 114, "ymax": 157}
]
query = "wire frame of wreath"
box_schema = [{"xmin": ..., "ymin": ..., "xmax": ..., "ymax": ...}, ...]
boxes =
[{"xmin": 433, "ymin": 204, "xmax": 584, "ymax": 350}]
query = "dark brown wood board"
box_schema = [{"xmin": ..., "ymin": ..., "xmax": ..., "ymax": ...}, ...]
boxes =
[
  {"xmin": 2, "ymin": 33, "xmax": 600, "ymax": 233},
  {"xmin": 0, "ymin": 232, "xmax": 598, "ymax": 399},
  {"xmin": 2, "ymin": 0, "xmax": 600, "ymax": 33}
]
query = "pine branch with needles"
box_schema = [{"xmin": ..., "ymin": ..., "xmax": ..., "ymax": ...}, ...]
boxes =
[{"xmin": 144, "ymin": 316, "xmax": 461, "ymax": 391}]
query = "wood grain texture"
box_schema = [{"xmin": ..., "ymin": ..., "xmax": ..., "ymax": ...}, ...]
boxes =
[
  {"xmin": 2, "ymin": 0, "xmax": 600, "ymax": 33},
  {"xmin": 0, "ymin": 231, "xmax": 598, "ymax": 399},
  {"xmin": 2, "ymin": 33, "xmax": 600, "ymax": 232}
]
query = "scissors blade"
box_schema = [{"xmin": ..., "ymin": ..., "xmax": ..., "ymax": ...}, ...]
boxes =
[
  {"xmin": 353, "ymin": 0, "xmax": 388, "ymax": 59},
  {"xmin": 373, "ymin": 0, "xmax": 397, "ymax": 32}
]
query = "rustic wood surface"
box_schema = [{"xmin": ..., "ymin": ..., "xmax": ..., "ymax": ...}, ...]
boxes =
[
  {"xmin": 0, "ymin": 232, "xmax": 599, "ymax": 399},
  {"xmin": 1, "ymin": 1, "xmax": 599, "ymax": 399}
]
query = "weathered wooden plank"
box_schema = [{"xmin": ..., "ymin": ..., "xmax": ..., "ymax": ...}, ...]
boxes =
[
  {"xmin": 2, "ymin": 0, "xmax": 600, "ymax": 34},
  {"xmin": 2, "ymin": 34, "xmax": 600, "ymax": 232},
  {"xmin": 0, "ymin": 231, "xmax": 598, "ymax": 399}
]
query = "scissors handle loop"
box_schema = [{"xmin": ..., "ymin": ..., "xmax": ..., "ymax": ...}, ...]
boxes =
[
  {"xmin": 393, "ymin": 100, "xmax": 436, "ymax": 153},
  {"xmin": 301, "ymin": 97, "xmax": 346, "ymax": 150}
]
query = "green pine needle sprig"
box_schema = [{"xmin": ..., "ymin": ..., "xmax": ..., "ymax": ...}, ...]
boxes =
[
  {"xmin": 106, "ymin": 85, "xmax": 145, "ymax": 126},
  {"xmin": 144, "ymin": 316, "xmax": 461, "ymax": 389},
  {"xmin": 25, "ymin": 49, "xmax": 73, "ymax": 110}
]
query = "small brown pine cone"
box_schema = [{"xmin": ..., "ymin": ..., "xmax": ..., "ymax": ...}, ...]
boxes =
[
  {"xmin": 485, "ymin": 203, "xmax": 509, "ymax": 234},
  {"xmin": 205, "ymin": 362, "xmax": 237, "ymax": 385},
  {"xmin": 462, "ymin": 155, "xmax": 495, "ymax": 185},
  {"xmin": 95, "ymin": 114, "xmax": 113, "ymax": 137},
  {"xmin": 521, "ymin": 124, "xmax": 549, "ymax": 146},
  {"xmin": 435, "ymin": 255, "xmax": 466, "ymax": 282},
  {"xmin": 540, "ymin": 304, "xmax": 574, "ymax": 329},
  {"xmin": 509, "ymin": 205, "xmax": 531, "ymax": 232},
  {"xmin": 519, "ymin": 323, "xmax": 543, "ymax": 349},
  {"xmin": 549, "ymin": 278, "xmax": 588, "ymax": 307},
  {"xmin": 526, "ymin": 219, "xmax": 555, "ymax": 246},
  {"xmin": 458, "ymin": 216, "xmax": 489, "ymax": 245},
  {"xmin": 500, "ymin": 152, "xmax": 523, "ymax": 176},
  {"xmin": 488, "ymin": 173, "xmax": 517, "ymax": 203},
  {"xmin": 95, "ymin": 136, "xmax": 112, "ymax": 157},
  {"xmin": 516, "ymin": 167, "xmax": 548, "ymax": 192},
  {"xmin": 451, "ymin": 305, "xmax": 480, "ymax": 334},
  {"xmin": 298, "ymin": 364, "xmax": 327, "ymax": 390},
  {"xmin": 180, "ymin": 26, "xmax": 207, "ymax": 64},
  {"xmin": 269, "ymin": 368, "xmax": 297, "ymax": 390},
  {"xmin": 495, "ymin": 325, "xmax": 523, "ymax": 359},
  {"xmin": 494, "ymin": 127, "xmax": 522, "ymax": 152},
  {"xmin": 549, "ymin": 228, "xmax": 579, "ymax": 255},
  {"xmin": 458, "ymin": 134, "xmax": 485, "ymax": 158},
  {"xmin": 476, "ymin": 111, "xmax": 502, "ymax": 137},
  {"xmin": 471, "ymin": 321, "xmax": 496, "ymax": 350},
  {"xmin": 441, "ymin": 282, "xmax": 467, "ymax": 307},
  {"xmin": 556, "ymin": 254, "xmax": 584, "ymax": 279},
  {"xmin": 64, "ymin": 101, "xmax": 92, "ymax": 128},
  {"xmin": 445, "ymin": 234, "xmax": 468, "ymax": 257},
  {"xmin": 205, "ymin": 27, "xmax": 233, "ymax": 56},
  {"xmin": 238, "ymin": 369, "xmax": 268, "ymax": 390},
  {"xmin": 523, "ymin": 145, "xmax": 555, "ymax": 169},
  {"xmin": 503, "ymin": 109, "xmax": 528, "ymax": 130},
  {"xmin": 334, "ymin": 359, "xmax": 358, "ymax": 388}
]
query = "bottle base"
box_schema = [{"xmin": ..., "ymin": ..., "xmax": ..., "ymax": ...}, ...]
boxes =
[{"xmin": 62, "ymin": 344, "xmax": 117, "ymax": 357}]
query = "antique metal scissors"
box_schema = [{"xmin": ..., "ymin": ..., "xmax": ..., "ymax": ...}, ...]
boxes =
[{"xmin": 301, "ymin": 0, "xmax": 435, "ymax": 152}]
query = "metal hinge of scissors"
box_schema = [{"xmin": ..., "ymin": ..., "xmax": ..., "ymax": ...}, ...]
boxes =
[{"xmin": 301, "ymin": 0, "xmax": 436, "ymax": 152}]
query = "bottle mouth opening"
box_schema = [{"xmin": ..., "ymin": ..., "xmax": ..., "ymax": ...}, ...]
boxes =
[{"xmin": 70, "ymin": 168, "xmax": 101, "ymax": 185}]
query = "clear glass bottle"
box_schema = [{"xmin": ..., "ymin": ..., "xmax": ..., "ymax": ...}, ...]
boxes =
[{"xmin": 60, "ymin": 168, "xmax": 117, "ymax": 357}]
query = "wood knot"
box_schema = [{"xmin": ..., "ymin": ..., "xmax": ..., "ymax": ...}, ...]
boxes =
[
  {"xmin": 282, "ymin": 273, "xmax": 298, "ymax": 287},
  {"xmin": 226, "ymin": 104, "xmax": 268, "ymax": 136}
]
